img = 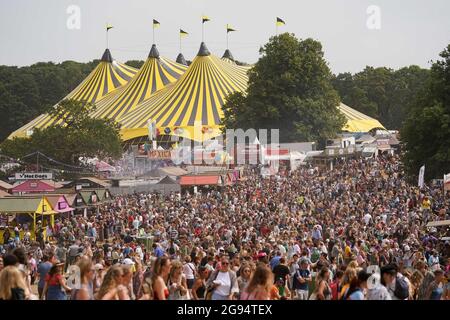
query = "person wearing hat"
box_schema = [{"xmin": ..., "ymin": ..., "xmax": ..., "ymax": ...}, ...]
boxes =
[{"xmin": 366, "ymin": 265, "xmax": 394, "ymax": 300}]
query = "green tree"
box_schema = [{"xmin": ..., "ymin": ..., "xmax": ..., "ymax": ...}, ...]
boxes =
[
  {"xmin": 222, "ymin": 33, "xmax": 345, "ymax": 145},
  {"xmin": 401, "ymin": 44, "xmax": 450, "ymax": 181},
  {"xmin": 1, "ymin": 99, "xmax": 122, "ymax": 167},
  {"xmin": 125, "ymin": 60, "xmax": 145, "ymax": 69}
]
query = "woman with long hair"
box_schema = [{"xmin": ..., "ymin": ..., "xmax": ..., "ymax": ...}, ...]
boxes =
[
  {"xmin": 191, "ymin": 266, "xmax": 209, "ymax": 300},
  {"xmin": 96, "ymin": 265, "xmax": 125, "ymax": 300},
  {"xmin": 338, "ymin": 267, "xmax": 358, "ymax": 299},
  {"xmin": 71, "ymin": 257, "xmax": 94, "ymax": 300},
  {"xmin": 240, "ymin": 264, "xmax": 273, "ymax": 300},
  {"xmin": 119, "ymin": 265, "xmax": 132, "ymax": 300},
  {"xmin": 43, "ymin": 263, "xmax": 72, "ymax": 300},
  {"xmin": 152, "ymin": 257, "xmax": 171, "ymax": 300},
  {"xmin": 311, "ymin": 267, "xmax": 332, "ymax": 300},
  {"xmin": 237, "ymin": 264, "xmax": 252, "ymax": 298},
  {"xmin": 0, "ymin": 266, "xmax": 30, "ymax": 300},
  {"xmin": 168, "ymin": 260, "xmax": 188, "ymax": 300}
]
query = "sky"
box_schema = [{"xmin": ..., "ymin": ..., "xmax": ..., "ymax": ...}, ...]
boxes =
[{"xmin": 0, "ymin": 0, "xmax": 449, "ymax": 74}]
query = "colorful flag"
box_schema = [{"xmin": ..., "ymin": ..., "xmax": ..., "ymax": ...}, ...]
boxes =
[
  {"xmin": 227, "ymin": 24, "xmax": 236, "ymax": 33},
  {"xmin": 153, "ymin": 19, "xmax": 160, "ymax": 28},
  {"xmin": 202, "ymin": 16, "xmax": 210, "ymax": 23},
  {"xmin": 276, "ymin": 17, "xmax": 286, "ymax": 26},
  {"xmin": 180, "ymin": 29, "xmax": 188, "ymax": 37},
  {"xmin": 418, "ymin": 165, "xmax": 425, "ymax": 188},
  {"xmin": 106, "ymin": 24, "xmax": 113, "ymax": 31}
]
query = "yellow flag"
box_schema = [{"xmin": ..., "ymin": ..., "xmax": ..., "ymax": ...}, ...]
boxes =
[
  {"xmin": 106, "ymin": 24, "xmax": 113, "ymax": 31},
  {"xmin": 276, "ymin": 17, "xmax": 286, "ymax": 26},
  {"xmin": 153, "ymin": 19, "xmax": 160, "ymax": 28},
  {"xmin": 202, "ymin": 16, "xmax": 210, "ymax": 23},
  {"xmin": 180, "ymin": 29, "xmax": 188, "ymax": 38}
]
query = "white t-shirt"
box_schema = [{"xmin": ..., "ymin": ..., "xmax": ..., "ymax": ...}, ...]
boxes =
[
  {"xmin": 363, "ymin": 214, "xmax": 372, "ymax": 225},
  {"xmin": 183, "ymin": 263, "xmax": 196, "ymax": 280},
  {"xmin": 215, "ymin": 271, "xmax": 231, "ymax": 296}
]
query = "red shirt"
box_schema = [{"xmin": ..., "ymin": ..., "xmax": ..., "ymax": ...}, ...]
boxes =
[{"xmin": 45, "ymin": 274, "xmax": 62, "ymax": 286}]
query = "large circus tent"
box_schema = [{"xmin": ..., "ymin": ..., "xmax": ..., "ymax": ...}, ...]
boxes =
[
  {"xmin": 118, "ymin": 42, "xmax": 250, "ymax": 142},
  {"xmin": 91, "ymin": 44, "xmax": 188, "ymax": 122},
  {"xmin": 8, "ymin": 49, "xmax": 138, "ymax": 139},
  {"xmin": 338, "ymin": 103, "xmax": 385, "ymax": 132}
]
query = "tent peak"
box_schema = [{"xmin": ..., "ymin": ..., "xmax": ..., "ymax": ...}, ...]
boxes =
[
  {"xmin": 176, "ymin": 53, "xmax": 188, "ymax": 65},
  {"xmin": 101, "ymin": 49, "xmax": 113, "ymax": 62},
  {"xmin": 197, "ymin": 42, "xmax": 211, "ymax": 56},
  {"xmin": 222, "ymin": 49, "xmax": 234, "ymax": 61},
  {"xmin": 148, "ymin": 44, "xmax": 160, "ymax": 58}
]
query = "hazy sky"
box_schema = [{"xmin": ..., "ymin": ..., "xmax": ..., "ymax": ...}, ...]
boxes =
[{"xmin": 0, "ymin": 0, "xmax": 449, "ymax": 73}]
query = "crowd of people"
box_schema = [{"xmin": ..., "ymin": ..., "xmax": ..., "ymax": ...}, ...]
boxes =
[{"xmin": 0, "ymin": 154, "xmax": 449, "ymax": 301}]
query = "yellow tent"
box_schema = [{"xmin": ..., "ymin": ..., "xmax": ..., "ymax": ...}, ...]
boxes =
[
  {"xmin": 91, "ymin": 44, "xmax": 188, "ymax": 121},
  {"xmin": 119, "ymin": 42, "xmax": 249, "ymax": 142},
  {"xmin": 8, "ymin": 49, "xmax": 138, "ymax": 139},
  {"xmin": 338, "ymin": 103, "xmax": 386, "ymax": 132}
]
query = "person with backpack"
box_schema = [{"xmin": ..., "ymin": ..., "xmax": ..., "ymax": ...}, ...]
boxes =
[{"xmin": 385, "ymin": 264, "xmax": 410, "ymax": 300}]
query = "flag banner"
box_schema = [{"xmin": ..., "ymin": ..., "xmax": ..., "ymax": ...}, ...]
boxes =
[
  {"xmin": 180, "ymin": 29, "xmax": 188, "ymax": 37},
  {"xmin": 106, "ymin": 24, "xmax": 113, "ymax": 31},
  {"xmin": 153, "ymin": 19, "xmax": 160, "ymax": 28},
  {"xmin": 276, "ymin": 17, "xmax": 286, "ymax": 26},
  {"xmin": 227, "ymin": 24, "xmax": 236, "ymax": 33},
  {"xmin": 202, "ymin": 16, "xmax": 210, "ymax": 23},
  {"xmin": 418, "ymin": 165, "xmax": 425, "ymax": 188}
]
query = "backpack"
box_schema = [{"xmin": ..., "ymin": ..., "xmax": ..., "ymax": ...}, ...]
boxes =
[{"xmin": 394, "ymin": 276, "xmax": 409, "ymax": 300}]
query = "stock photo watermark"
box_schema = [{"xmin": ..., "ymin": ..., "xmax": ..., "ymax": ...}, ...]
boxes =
[
  {"xmin": 366, "ymin": 5, "xmax": 381, "ymax": 30},
  {"xmin": 66, "ymin": 5, "xmax": 81, "ymax": 30}
]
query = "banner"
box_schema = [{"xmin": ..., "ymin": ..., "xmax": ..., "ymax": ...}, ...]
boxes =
[
  {"xmin": 418, "ymin": 165, "xmax": 425, "ymax": 188},
  {"xmin": 15, "ymin": 172, "xmax": 52, "ymax": 180},
  {"xmin": 147, "ymin": 150, "xmax": 172, "ymax": 160}
]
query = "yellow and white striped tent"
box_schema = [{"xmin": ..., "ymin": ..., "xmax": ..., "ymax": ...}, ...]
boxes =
[
  {"xmin": 221, "ymin": 49, "xmax": 236, "ymax": 64},
  {"xmin": 119, "ymin": 42, "xmax": 249, "ymax": 142},
  {"xmin": 91, "ymin": 44, "xmax": 188, "ymax": 121},
  {"xmin": 8, "ymin": 49, "xmax": 138, "ymax": 139},
  {"xmin": 338, "ymin": 103, "xmax": 385, "ymax": 132}
]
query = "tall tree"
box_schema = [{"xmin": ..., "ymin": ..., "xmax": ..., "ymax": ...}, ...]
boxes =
[
  {"xmin": 401, "ymin": 44, "xmax": 450, "ymax": 181},
  {"xmin": 222, "ymin": 33, "xmax": 345, "ymax": 145},
  {"xmin": 0, "ymin": 99, "xmax": 123, "ymax": 166}
]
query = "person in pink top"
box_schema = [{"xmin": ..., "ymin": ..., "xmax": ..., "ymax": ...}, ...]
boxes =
[{"xmin": 240, "ymin": 264, "xmax": 273, "ymax": 300}]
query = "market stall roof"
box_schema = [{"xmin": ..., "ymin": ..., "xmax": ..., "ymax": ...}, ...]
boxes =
[
  {"xmin": 179, "ymin": 175, "xmax": 221, "ymax": 186},
  {"xmin": 0, "ymin": 180, "xmax": 13, "ymax": 190},
  {"xmin": 0, "ymin": 197, "xmax": 56, "ymax": 214},
  {"xmin": 157, "ymin": 176, "xmax": 178, "ymax": 185},
  {"xmin": 12, "ymin": 180, "xmax": 56, "ymax": 193},
  {"xmin": 0, "ymin": 190, "xmax": 10, "ymax": 198}
]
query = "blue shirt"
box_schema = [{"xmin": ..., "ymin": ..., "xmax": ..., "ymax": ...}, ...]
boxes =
[
  {"xmin": 348, "ymin": 289, "xmax": 365, "ymax": 300},
  {"xmin": 154, "ymin": 247, "xmax": 164, "ymax": 258},
  {"xmin": 37, "ymin": 261, "xmax": 52, "ymax": 289},
  {"xmin": 269, "ymin": 256, "xmax": 281, "ymax": 270},
  {"xmin": 294, "ymin": 269, "xmax": 310, "ymax": 290}
]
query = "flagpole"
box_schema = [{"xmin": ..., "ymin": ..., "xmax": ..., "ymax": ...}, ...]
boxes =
[
  {"xmin": 226, "ymin": 30, "xmax": 228, "ymax": 50},
  {"xmin": 202, "ymin": 22, "xmax": 204, "ymax": 42},
  {"xmin": 153, "ymin": 25, "xmax": 155, "ymax": 44},
  {"xmin": 179, "ymin": 31, "xmax": 182, "ymax": 53},
  {"xmin": 106, "ymin": 29, "xmax": 108, "ymax": 49}
]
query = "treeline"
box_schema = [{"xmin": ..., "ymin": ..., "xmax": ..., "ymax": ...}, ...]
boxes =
[
  {"xmin": 0, "ymin": 59, "xmax": 137, "ymax": 141},
  {"xmin": 332, "ymin": 66, "xmax": 430, "ymax": 130},
  {"xmin": 0, "ymin": 56, "xmax": 430, "ymax": 142}
]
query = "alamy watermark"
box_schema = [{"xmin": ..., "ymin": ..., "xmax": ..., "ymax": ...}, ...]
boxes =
[{"xmin": 66, "ymin": 5, "xmax": 81, "ymax": 30}]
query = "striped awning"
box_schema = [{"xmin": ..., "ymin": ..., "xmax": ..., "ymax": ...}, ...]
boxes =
[
  {"xmin": 338, "ymin": 103, "xmax": 386, "ymax": 132},
  {"xmin": 8, "ymin": 49, "xmax": 138, "ymax": 139},
  {"xmin": 119, "ymin": 42, "xmax": 249, "ymax": 142},
  {"xmin": 91, "ymin": 44, "xmax": 188, "ymax": 121}
]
